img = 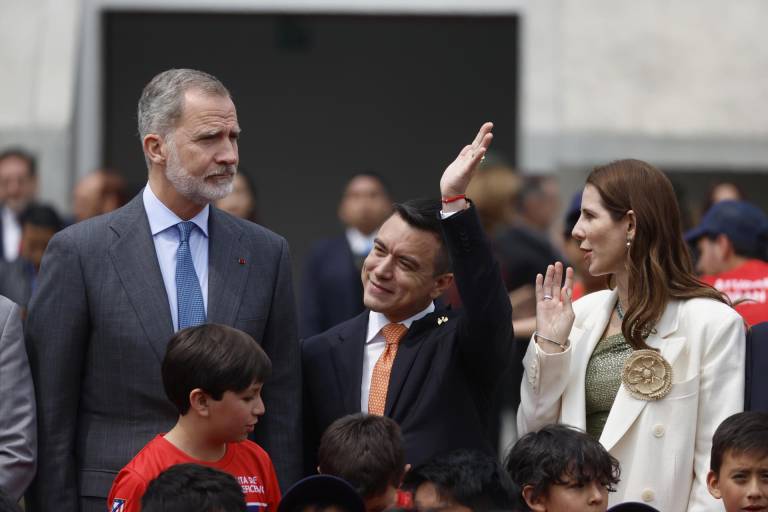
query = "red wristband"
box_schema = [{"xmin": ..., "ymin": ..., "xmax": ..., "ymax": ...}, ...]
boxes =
[{"xmin": 441, "ymin": 194, "xmax": 466, "ymax": 204}]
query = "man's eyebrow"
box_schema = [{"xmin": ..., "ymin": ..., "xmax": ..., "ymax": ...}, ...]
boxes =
[{"xmin": 398, "ymin": 254, "xmax": 420, "ymax": 268}]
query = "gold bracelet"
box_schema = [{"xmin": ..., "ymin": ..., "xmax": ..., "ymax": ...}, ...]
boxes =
[{"xmin": 534, "ymin": 331, "xmax": 569, "ymax": 351}]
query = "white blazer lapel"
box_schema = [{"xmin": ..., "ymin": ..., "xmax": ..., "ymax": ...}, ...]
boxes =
[
  {"xmin": 600, "ymin": 300, "xmax": 686, "ymax": 452},
  {"xmin": 561, "ymin": 289, "xmax": 618, "ymax": 430}
]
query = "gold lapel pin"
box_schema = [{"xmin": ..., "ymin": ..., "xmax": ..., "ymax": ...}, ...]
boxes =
[{"xmin": 437, "ymin": 316, "xmax": 448, "ymax": 325}]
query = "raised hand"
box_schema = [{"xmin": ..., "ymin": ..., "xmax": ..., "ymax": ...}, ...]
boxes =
[
  {"xmin": 534, "ymin": 262, "xmax": 575, "ymax": 352},
  {"xmin": 439, "ymin": 122, "xmax": 493, "ymax": 198}
]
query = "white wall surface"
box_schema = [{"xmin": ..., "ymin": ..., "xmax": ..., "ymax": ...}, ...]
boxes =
[{"xmin": 0, "ymin": 0, "xmax": 80, "ymax": 213}]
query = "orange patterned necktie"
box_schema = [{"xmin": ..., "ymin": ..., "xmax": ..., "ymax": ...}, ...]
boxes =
[{"xmin": 367, "ymin": 323, "xmax": 408, "ymax": 415}]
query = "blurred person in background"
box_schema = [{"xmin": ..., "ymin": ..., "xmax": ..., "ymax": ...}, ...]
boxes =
[
  {"xmin": 495, "ymin": 175, "xmax": 563, "ymax": 299},
  {"xmin": 71, "ymin": 168, "xmax": 127, "ymax": 223},
  {"xmin": 702, "ymin": 181, "xmax": 746, "ymax": 214},
  {"xmin": 0, "ymin": 204, "xmax": 63, "ymax": 311},
  {"xmin": 300, "ymin": 173, "xmax": 392, "ymax": 338},
  {"xmin": 215, "ymin": 170, "xmax": 259, "ymax": 223},
  {"xmin": 0, "ymin": 148, "xmax": 38, "ymax": 262},
  {"xmin": 464, "ymin": 159, "xmax": 520, "ymax": 237},
  {"xmin": 686, "ymin": 200, "xmax": 768, "ymax": 326}
]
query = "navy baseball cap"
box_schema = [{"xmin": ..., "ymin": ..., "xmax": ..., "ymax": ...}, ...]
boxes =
[
  {"xmin": 278, "ymin": 475, "xmax": 365, "ymax": 512},
  {"xmin": 563, "ymin": 190, "xmax": 583, "ymax": 237},
  {"xmin": 685, "ymin": 200, "xmax": 768, "ymax": 255}
]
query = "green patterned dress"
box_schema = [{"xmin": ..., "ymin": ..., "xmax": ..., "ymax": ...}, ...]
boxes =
[{"xmin": 584, "ymin": 332, "xmax": 633, "ymax": 439}]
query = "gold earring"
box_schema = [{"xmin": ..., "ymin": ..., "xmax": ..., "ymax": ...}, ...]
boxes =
[{"xmin": 626, "ymin": 239, "xmax": 632, "ymax": 248}]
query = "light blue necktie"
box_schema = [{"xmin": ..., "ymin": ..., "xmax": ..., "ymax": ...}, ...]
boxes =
[{"xmin": 176, "ymin": 221, "xmax": 206, "ymax": 330}]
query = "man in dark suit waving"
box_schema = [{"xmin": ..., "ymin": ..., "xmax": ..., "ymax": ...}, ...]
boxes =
[
  {"xmin": 302, "ymin": 123, "xmax": 513, "ymax": 471},
  {"xmin": 26, "ymin": 69, "xmax": 300, "ymax": 511}
]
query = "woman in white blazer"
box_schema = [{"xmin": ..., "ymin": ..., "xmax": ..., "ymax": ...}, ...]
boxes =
[{"xmin": 517, "ymin": 159, "xmax": 745, "ymax": 512}]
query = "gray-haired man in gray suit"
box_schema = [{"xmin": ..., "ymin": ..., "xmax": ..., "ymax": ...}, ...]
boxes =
[
  {"xmin": 25, "ymin": 69, "xmax": 301, "ymax": 511},
  {"xmin": 0, "ymin": 294, "xmax": 36, "ymax": 502}
]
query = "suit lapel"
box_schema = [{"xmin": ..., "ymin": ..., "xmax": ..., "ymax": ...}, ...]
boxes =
[
  {"xmin": 206, "ymin": 208, "xmax": 249, "ymax": 325},
  {"xmin": 600, "ymin": 300, "xmax": 686, "ymax": 452},
  {"xmin": 108, "ymin": 194, "xmax": 174, "ymax": 361},
  {"xmin": 332, "ymin": 312, "xmax": 368, "ymax": 413},
  {"xmin": 562, "ymin": 290, "xmax": 616, "ymax": 430},
  {"xmin": 384, "ymin": 309, "xmax": 446, "ymax": 417}
]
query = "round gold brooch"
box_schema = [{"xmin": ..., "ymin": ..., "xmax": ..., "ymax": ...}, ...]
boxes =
[{"xmin": 621, "ymin": 349, "xmax": 673, "ymax": 401}]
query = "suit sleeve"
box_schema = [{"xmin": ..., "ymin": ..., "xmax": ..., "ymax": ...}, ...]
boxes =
[
  {"xmin": 25, "ymin": 231, "xmax": 90, "ymax": 511},
  {"xmin": 254, "ymin": 237, "xmax": 302, "ymax": 489},
  {"xmin": 440, "ymin": 206, "xmax": 514, "ymax": 388},
  {"xmin": 0, "ymin": 299, "xmax": 36, "ymax": 501},
  {"xmin": 688, "ymin": 312, "xmax": 745, "ymax": 512}
]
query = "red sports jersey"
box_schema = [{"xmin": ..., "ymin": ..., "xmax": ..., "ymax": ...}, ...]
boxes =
[
  {"xmin": 107, "ymin": 435, "xmax": 280, "ymax": 512},
  {"xmin": 701, "ymin": 259, "xmax": 768, "ymax": 326}
]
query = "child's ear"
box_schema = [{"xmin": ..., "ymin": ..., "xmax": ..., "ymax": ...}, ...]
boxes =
[
  {"xmin": 706, "ymin": 470, "xmax": 722, "ymax": 499},
  {"xmin": 189, "ymin": 388, "xmax": 211, "ymax": 417},
  {"xmin": 522, "ymin": 485, "xmax": 547, "ymax": 512}
]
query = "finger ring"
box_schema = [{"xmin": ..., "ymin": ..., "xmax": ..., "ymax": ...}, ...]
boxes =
[
  {"xmin": 543, "ymin": 295, "xmax": 553, "ymax": 301},
  {"xmin": 480, "ymin": 155, "xmax": 486, "ymax": 162}
]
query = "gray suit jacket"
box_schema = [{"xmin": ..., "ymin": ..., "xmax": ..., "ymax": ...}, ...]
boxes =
[
  {"xmin": 0, "ymin": 294, "xmax": 36, "ymax": 501},
  {"xmin": 25, "ymin": 193, "xmax": 301, "ymax": 511}
]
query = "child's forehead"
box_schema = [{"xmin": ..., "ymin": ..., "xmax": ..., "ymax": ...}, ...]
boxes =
[{"xmin": 721, "ymin": 449, "xmax": 768, "ymax": 469}]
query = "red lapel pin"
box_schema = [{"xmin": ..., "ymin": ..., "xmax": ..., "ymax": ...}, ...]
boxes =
[{"xmin": 238, "ymin": 258, "xmax": 246, "ymax": 265}]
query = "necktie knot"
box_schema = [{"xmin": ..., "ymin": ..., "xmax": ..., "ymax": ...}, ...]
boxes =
[
  {"xmin": 177, "ymin": 221, "xmax": 195, "ymax": 242},
  {"xmin": 382, "ymin": 323, "xmax": 407, "ymax": 346}
]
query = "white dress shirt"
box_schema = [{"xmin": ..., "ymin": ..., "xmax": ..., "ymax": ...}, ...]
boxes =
[
  {"xmin": 142, "ymin": 184, "xmax": 209, "ymax": 331},
  {"xmin": 345, "ymin": 227, "xmax": 376, "ymax": 257},
  {"xmin": 1, "ymin": 206, "xmax": 21, "ymax": 261},
  {"xmin": 360, "ymin": 302, "xmax": 435, "ymax": 412}
]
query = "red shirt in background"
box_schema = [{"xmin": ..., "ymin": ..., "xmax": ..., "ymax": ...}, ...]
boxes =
[
  {"xmin": 700, "ymin": 259, "xmax": 768, "ymax": 326},
  {"xmin": 107, "ymin": 435, "xmax": 281, "ymax": 512}
]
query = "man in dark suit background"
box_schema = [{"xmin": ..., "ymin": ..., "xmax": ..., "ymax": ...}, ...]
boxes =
[
  {"xmin": 0, "ymin": 148, "xmax": 38, "ymax": 262},
  {"xmin": 300, "ymin": 173, "xmax": 392, "ymax": 338},
  {"xmin": 25, "ymin": 69, "xmax": 301, "ymax": 511},
  {"xmin": 302, "ymin": 123, "xmax": 513, "ymax": 472}
]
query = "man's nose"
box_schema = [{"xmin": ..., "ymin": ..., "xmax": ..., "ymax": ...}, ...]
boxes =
[
  {"xmin": 587, "ymin": 482, "xmax": 604, "ymax": 504},
  {"xmin": 217, "ymin": 139, "xmax": 238, "ymax": 166},
  {"xmin": 373, "ymin": 255, "xmax": 394, "ymax": 278}
]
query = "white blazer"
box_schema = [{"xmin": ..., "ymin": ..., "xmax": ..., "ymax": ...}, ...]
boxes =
[{"xmin": 517, "ymin": 289, "xmax": 745, "ymax": 512}]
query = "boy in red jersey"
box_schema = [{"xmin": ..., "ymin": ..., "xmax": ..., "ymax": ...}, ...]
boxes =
[{"xmin": 107, "ymin": 324, "xmax": 280, "ymax": 512}]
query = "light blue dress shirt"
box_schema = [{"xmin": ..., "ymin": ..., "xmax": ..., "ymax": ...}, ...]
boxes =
[{"xmin": 142, "ymin": 185, "xmax": 209, "ymax": 332}]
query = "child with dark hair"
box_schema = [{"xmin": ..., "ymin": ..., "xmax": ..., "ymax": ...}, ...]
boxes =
[
  {"xmin": 706, "ymin": 411, "xmax": 768, "ymax": 512},
  {"xmin": 141, "ymin": 463, "xmax": 246, "ymax": 512},
  {"xmin": 108, "ymin": 324, "xmax": 280, "ymax": 512},
  {"xmin": 317, "ymin": 413, "xmax": 408, "ymax": 512},
  {"xmin": 505, "ymin": 424, "xmax": 620, "ymax": 512},
  {"xmin": 404, "ymin": 449, "xmax": 517, "ymax": 512}
]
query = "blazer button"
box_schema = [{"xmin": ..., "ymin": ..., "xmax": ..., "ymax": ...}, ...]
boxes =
[
  {"xmin": 641, "ymin": 489, "xmax": 655, "ymax": 502},
  {"xmin": 653, "ymin": 424, "xmax": 665, "ymax": 437}
]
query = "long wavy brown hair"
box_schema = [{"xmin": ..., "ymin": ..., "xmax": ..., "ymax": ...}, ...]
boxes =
[{"xmin": 587, "ymin": 159, "xmax": 728, "ymax": 350}]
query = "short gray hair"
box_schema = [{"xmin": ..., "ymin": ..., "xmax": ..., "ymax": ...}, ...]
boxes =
[{"xmin": 137, "ymin": 68, "xmax": 230, "ymax": 141}]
